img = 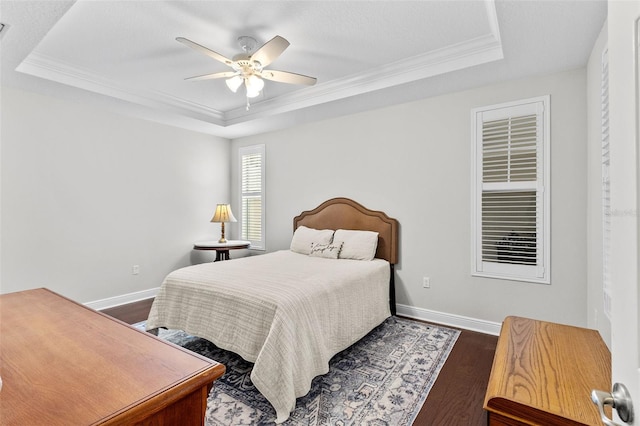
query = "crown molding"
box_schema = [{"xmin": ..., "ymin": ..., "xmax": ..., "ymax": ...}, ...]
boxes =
[
  {"xmin": 16, "ymin": 52, "xmax": 226, "ymax": 125},
  {"xmin": 225, "ymin": 32, "xmax": 503, "ymax": 124}
]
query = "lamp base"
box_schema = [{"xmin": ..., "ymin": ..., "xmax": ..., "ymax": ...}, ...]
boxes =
[{"xmin": 219, "ymin": 222, "xmax": 227, "ymax": 244}]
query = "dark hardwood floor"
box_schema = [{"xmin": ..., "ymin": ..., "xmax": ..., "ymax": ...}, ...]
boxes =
[
  {"xmin": 101, "ymin": 298, "xmax": 154, "ymax": 325},
  {"xmin": 102, "ymin": 300, "xmax": 498, "ymax": 425},
  {"xmin": 416, "ymin": 327, "xmax": 498, "ymax": 425}
]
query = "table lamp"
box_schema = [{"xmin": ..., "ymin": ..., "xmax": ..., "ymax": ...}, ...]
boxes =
[{"xmin": 211, "ymin": 204, "xmax": 237, "ymax": 243}]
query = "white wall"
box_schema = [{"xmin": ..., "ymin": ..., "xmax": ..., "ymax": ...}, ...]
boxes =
[
  {"xmin": 586, "ymin": 21, "xmax": 611, "ymax": 346},
  {"xmin": 1, "ymin": 69, "xmax": 591, "ymax": 329},
  {"xmin": 1, "ymin": 86, "xmax": 230, "ymax": 303},
  {"xmin": 232, "ymin": 68, "xmax": 589, "ymax": 328}
]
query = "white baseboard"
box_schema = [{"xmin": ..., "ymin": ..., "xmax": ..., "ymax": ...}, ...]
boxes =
[
  {"xmin": 396, "ymin": 303, "xmax": 502, "ymax": 336},
  {"xmin": 85, "ymin": 287, "xmax": 160, "ymax": 311},
  {"xmin": 85, "ymin": 290, "xmax": 501, "ymax": 335}
]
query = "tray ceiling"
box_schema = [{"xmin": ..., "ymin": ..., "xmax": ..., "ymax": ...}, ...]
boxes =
[{"xmin": 1, "ymin": 1, "xmax": 607, "ymax": 138}]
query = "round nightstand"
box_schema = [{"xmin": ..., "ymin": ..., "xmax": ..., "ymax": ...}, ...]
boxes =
[{"xmin": 193, "ymin": 240, "xmax": 251, "ymax": 261}]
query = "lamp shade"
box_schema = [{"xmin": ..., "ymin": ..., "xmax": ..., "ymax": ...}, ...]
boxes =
[
  {"xmin": 225, "ymin": 75, "xmax": 243, "ymax": 93},
  {"xmin": 245, "ymin": 75, "xmax": 264, "ymax": 98},
  {"xmin": 211, "ymin": 204, "xmax": 237, "ymax": 223}
]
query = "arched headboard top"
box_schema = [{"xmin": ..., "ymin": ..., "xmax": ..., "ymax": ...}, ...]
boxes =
[{"xmin": 293, "ymin": 197, "xmax": 398, "ymax": 264}]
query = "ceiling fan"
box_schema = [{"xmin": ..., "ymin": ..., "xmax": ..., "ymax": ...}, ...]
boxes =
[{"xmin": 177, "ymin": 35, "xmax": 317, "ymax": 108}]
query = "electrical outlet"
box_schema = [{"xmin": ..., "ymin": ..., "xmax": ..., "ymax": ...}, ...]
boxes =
[
  {"xmin": 132, "ymin": 265, "xmax": 140, "ymax": 275},
  {"xmin": 423, "ymin": 277, "xmax": 430, "ymax": 288}
]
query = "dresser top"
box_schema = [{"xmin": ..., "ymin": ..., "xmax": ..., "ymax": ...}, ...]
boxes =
[
  {"xmin": 484, "ymin": 316, "xmax": 611, "ymax": 425},
  {"xmin": 0, "ymin": 288, "xmax": 224, "ymax": 425}
]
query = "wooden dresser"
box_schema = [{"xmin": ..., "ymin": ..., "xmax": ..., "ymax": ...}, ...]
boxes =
[
  {"xmin": 484, "ymin": 316, "xmax": 611, "ymax": 425},
  {"xmin": 0, "ymin": 288, "xmax": 225, "ymax": 425}
]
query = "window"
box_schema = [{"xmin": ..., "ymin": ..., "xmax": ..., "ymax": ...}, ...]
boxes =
[
  {"xmin": 472, "ymin": 96, "xmax": 550, "ymax": 283},
  {"xmin": 239, "ymin": 144, "xmax": 265, "ymax": 250}
]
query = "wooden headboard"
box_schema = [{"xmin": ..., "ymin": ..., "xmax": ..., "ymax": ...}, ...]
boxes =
[{"xmin": 293, "ymin": 197, "xmax": 398, "ymax": 264}]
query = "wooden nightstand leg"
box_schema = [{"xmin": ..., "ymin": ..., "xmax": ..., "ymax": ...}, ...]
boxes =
[{"xmin": 214, "ymin": 250, "xmax": 230, "ymax": 261}]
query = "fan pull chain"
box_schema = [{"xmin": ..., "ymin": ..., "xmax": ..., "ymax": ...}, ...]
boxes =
[{"xmin": 246, "ymin": 96, "xmax": 251, "ymax": 111}]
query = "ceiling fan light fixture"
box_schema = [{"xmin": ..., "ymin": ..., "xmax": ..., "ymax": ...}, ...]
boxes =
[
  {"xmin": 246, "ymin": 87, "xmax": 261, "ymax": 98},
  {"xmin": 225, "ymin": 75, "xmax": 243, "ymax": 93},
  {"xmin": 245, "ymin": 75, "xmax": 264, "ymax": 98}
]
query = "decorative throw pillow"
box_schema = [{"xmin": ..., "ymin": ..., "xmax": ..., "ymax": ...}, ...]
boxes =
[
  {"xmin": 309, "ymin": 241, "xmax": 343, "ymax": 259},
  {"xmin": 290, "ymin": 226, "xmax": 335, "ymax": 255},
  {"xmin": 333, "ymin": 229, "xmax": 379, "ymax": 261}
]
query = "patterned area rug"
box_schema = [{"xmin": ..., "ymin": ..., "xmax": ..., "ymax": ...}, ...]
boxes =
[{"xmin": 139, "ymin": 317, "xmax": 459, "ymax": 425}]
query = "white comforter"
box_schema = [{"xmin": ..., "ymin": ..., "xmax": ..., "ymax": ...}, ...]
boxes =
[{"xmin": 146, "ymin": 250, "xmax": 391, "ymax": 423}]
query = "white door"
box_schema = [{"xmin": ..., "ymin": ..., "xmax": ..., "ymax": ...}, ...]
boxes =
[{"xmin": 605, "ymin": 1, "xmax": 640, "ymax": 424}]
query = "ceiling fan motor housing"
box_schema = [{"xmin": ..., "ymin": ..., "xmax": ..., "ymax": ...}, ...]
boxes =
[{"xmin": 232, "ymin": 53, "xmax": 263, "ymax": 75}]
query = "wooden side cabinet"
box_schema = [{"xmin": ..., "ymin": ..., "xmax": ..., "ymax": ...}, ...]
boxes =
[{"xmin": 484, "ymin": 316, "xmax": 611, "ymax": 425}]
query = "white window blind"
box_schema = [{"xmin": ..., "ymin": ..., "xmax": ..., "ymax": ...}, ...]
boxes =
[
  {"xmin": 601, "ymin": 48, "xmax": 612, "ymax": 319},
  {"xmin": 239, "ymin": 144, "xmax": 265, "ymax": 250},
  {"xmin": 472, "ymin": 96, "xmax": 550, "ymax": 283}
]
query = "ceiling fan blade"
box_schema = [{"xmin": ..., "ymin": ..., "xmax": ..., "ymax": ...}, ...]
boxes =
[
  {"xmin": 250, "ymin": 36, "xmax": 290, "ymax": 67},
  {"xmin": 184, "ymin": 71, "xmax": 238, "ymax": 81},
  {"xmin": 261, "ymin": 69, "xmax": 317, "ymax": 86},
  {"xmin": 176, "ymin": 37, "xmax": 234, "ymax": 66}
]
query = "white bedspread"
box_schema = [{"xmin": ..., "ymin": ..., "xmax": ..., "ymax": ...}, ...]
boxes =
[{"xmin": 146, "ymin": 250, "xmax": 391, "ymax": 423}]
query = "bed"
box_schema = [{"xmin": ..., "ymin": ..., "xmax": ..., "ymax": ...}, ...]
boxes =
[{"xmin": 146, "ymin": 197, "xmax": 398, "ymax": 423}]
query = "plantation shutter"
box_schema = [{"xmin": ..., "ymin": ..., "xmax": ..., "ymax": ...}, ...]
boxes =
[
  {"xmin": 472, "ymin": 97, "xmax": 549, "ymax": 283},
  {"xmin": 601, "ymin": 48, "xmax": 612, "ymax": 318},
  {"xmin": 240, "ymin": 145, "xmax": 265, "ymax": 250}
]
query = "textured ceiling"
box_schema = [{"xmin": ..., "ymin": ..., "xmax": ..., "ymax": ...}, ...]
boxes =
[{"xmin": 1, "ymin": 1, "xmax": 607, "ymax": 138}]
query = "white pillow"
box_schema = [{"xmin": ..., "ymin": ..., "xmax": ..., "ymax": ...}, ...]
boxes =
[
  {"xmin": 309, "ymin": 241, "xmax": 343, "ymax": 259},
  {"xmin": 290, "ymin": 226, "xmax": 335, "ymax": 255},
  {"xmin": 334, "ymin": 229, "xmax": 379, "ymax": 261}
]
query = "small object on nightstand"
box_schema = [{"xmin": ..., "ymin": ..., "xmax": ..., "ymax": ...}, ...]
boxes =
[
  {"xmin": 194, "ymin": 240, "xmax": 250, "ymax": 261},
  {"xmin": 210, "ymin": 204, "xmax": 237, "ymax": 243}
]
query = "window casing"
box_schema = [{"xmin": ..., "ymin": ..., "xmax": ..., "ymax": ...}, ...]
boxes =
[
  {"xmin": 239, "ymin": 144, "xmax": 265, "ymax": 250},
  {"xmin": 472, "ymin": 96, "xmax": 550, "ymax": 284}
]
